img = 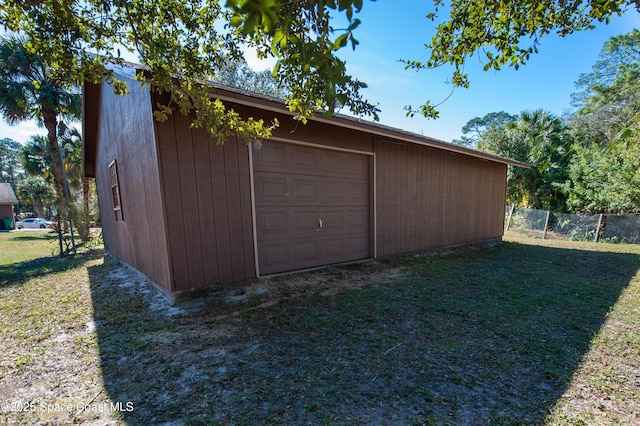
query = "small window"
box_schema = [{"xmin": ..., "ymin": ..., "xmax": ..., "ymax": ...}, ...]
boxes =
[{"xmin": 109, "ymin": 160, "xmax": 124, "ymax": 221}]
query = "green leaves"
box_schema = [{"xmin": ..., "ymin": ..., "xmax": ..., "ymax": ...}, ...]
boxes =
[
  {"xmin": 404, "ymin": 102, "xmax": 440, "ymax": 120},
  {"xmin": 239, "ymin": 0, "xmax": 378, "ymax": 121},
  {"xmin": 2, "ymin": 0, "xmax": 635, "ymax": 142},
  {"xmin": 226, "ymin": 0, "xmax": 281, "ymax": 35},
  {"xmin": 475, "ymin": 110, "xmax": 574, "ymax": 211},
  {"xmin": 566, "ymin": 29, "xmax": 640, "ymax": 214},
  {"xmin": 419, "ymin": 0, "xmax": 638, "ymax": 118},
  {"xmin": 567, "ymin": 135, "xmax": 640, "ymax": 214}
]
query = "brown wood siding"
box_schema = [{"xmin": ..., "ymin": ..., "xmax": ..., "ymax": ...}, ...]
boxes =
[
  {"xmin": 0, "ymin": 205, "xmax": 13, "ymax": 222},
  {"xmin": 154, "ymin": 98, "xmax": 255, "ymax": 292},
  {"xmin": 92, "ymin": 76, "xmax": 172, "ymax": 293},
  {"xmin": 233, "ymin": 103, "xmax": 506, "ymax": 260},
  {"xmin": 229, "ymin": 103, "xmax": 375, "ymax": 154},
  {"xmin": 86, "ymin": 75, "xmax": 514, "ymax": 298},
  {"xmin": 375, "ymin": 138, "xmax": 506, "ymax": 257}
]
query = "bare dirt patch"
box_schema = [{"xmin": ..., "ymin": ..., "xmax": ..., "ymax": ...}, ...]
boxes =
[{"xmin": 190, "ymin": 260, "xmax": 405, "ymax": 319}]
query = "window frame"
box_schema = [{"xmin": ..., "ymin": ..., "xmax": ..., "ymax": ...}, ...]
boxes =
[{"xmin": 108, "ymin": 160, "xmax": 124, "ymax": 221}]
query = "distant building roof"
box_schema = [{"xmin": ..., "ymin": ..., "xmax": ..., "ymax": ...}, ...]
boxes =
[{"xmin": 0, "ymin": 183, "xmax": 18, "ymax": 205}]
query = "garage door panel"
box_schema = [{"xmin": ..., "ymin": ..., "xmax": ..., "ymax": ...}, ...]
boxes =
[
  {"xmin": 256, "ymin": 173, "xmax": 367, "ymax": 207},
  {"xmin": 324, "ymin": 238, "xmax": 345, "ymax": 258},
  {"xmin": 292, "ymin": 240, "xmax": 319, "ymax": 262},
  {"xmin": 343, "ymin": 154, "xmax": 369, "ymax": 178},
  {"xmin": 261, "ymin": 243, "xmax": 290, "ymax": 271},
  {"xmin": 324, "ymin": 235, "xmax": 368, "ymax": 262},
  {"xmin": 323, "ymin": 151, "xmax": 344, "ymax": 174},
  {"xmin": 324, "ymin": 181, "xmax": 344, "ymax": 203},
  {"xmin": 258, "ymin": 207, "xmax": 367, "ymax": 242},
  {"xmin": 257, "ymin": 211, "xmax": 289, "ymax": 239},
  {"xmin": 254, "ymin": 141, "xmax": 370, "ymax": 275},
  {"xmin": 293, "ymin": 210, "xmax": 322, "ymax": 236},
  {"xmin": 257, "ymin": 208, "xmax": 319, "ymax": 240},
  {"xmin": 261, "ymin": 236, "xmax": 367, "ymax": 274},
  {"xmin": 345, "ymin": 181, "xmax": 368, "ymax": 203},
  {"xmin": 322, "ymin": 179, "xmax": 368, "ymax": 206},
  {"xmin": 323, "ymin": 150, "xmax": 368, "ymax": 179},
  {"xmin": 320, "ymin": 210, "xmax": 344, "ymax": 232},
  {"xmin": 346, "ymin": 208, "xmax": 368, "ymax": 228},
  {"xmin": 258, "ymin": 208, "xmax": 366, "ymax": 241},
  {"xmin": 259, "ymin": 234, "xmax": 369, "ymax": 274},
  {"xmin": 255, "ymin": 143, "xmax": 370, "ymax": 179},
  {"xmin": 345, "ymin": 235, "xmax": 370, "ymax": 258},
  {"xmin": 254, "ymin": 174, "xmax": 289, "ymax": 205},
  {"xmin": 294, "ymin": 179, "xmax": 319, "ymax": 202},
  {"xmin": 292, "ymin": 147, "xmax": 319, "ymax": 172},
  {"xmin": 254, "ymin": 142, "xmax": 288, "ymax": 172}
]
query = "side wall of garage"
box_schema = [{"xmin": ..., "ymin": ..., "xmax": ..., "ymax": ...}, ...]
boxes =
[
  {"xmin": 374, "ymin": 137, "xmax": 507, "ymax": 257},
  {"xmin": 87, "ymin": 78, "xmax": 173, "ymax": 295},
  {"xmin": 153, "ymin": 100, "xmax": 379, "ymax": 293},
  {"xmin": 151, "ymin": 93, "xmax": 507, "ymax": 293}
]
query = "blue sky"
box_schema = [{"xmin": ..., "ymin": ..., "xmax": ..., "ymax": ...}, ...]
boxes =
[
  {"xmin": 330, "ymin": 2, "xmax": 640, "ymax": 142},
  {"xmin": 1, "ymin": 4, "xmax": 638, "ymax": 144}
]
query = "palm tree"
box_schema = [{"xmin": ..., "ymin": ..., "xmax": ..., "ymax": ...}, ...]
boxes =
[
  {"xmin": 514, "ymin": 110, "xmax": 573, "ymax": 211},
  {"xmin": 0, "ymin": 35, "xmax": 81, "ymax": 230},
  {"xmin": 18, "ymin": 176, "xmax": 55, "ymax": 218},
  {"xmin": 59, "ymin": 126, "xmax": 92, "ymax": 241},
  {"xmin": 21, "ymin": 135, "xmax": 52, "ymax": 180},
  {"xmin": 21, "ymin": 130, "xmax": 92, "ymax": 240}
]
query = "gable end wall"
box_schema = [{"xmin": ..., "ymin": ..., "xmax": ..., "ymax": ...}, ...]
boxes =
[{"xmin": 93, "ymin": 77, "xmax": 172, "ymax": 294}]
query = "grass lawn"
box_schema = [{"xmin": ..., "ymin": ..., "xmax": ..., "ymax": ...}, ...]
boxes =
[
  {"xmin": 0, "ymin": 230, "xmax": 58, "ymax": 266},
  {"xmin": 0, "ymin": 230, "xmax": 639, "ymax": 425}
]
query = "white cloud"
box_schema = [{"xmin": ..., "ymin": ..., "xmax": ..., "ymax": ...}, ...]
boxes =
[
  {"xmin": 243, "ymin": 45, "xmax": 278, "ymax": 71},
  {"xmin": 0, "ymin": 120, "xmax": 45, "ymax": 144}
]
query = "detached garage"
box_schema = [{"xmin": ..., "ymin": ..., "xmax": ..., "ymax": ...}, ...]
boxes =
[{"xmin": 83, "ymin": 64, "xmax": 526, "ymax": 300}]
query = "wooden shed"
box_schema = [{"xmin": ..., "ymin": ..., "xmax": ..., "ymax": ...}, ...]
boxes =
[
  {"xmin": 0, "ymin": 183, "xmax": 18, "ymax": 230},
  {"xmin": 83, "ymin": 64, "xmax": 526, "ymax": 300}
]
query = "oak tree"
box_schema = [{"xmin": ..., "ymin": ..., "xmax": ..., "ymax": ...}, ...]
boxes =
[{"xmin": 2, "ymin": 0, "xmax": 637, "ymax": 138}]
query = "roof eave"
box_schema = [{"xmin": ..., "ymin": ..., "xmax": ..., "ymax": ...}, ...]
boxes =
[
  {"xmin": 102, "ymin": 62, "xmax": 531, "ymax": 169},
  {"xmin": 82, "ymin": 82, "xmax": 102, "ymax": 178},
  {"xmin": 205, "ymin": 83, "xmax": 530, "ymax": 168}
]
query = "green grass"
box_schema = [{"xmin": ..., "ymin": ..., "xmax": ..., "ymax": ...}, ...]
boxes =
[
  {"xmin": 0, "ymin": 231, "xmax": 639, "ymax": 425},
  {"xmin": 0, "ymin": 231, "xmax": 58, "ymax": 265}
]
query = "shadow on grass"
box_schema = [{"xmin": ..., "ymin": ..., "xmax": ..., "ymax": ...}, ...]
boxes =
[
  {"xmin": 0, "ymin": 251, "xmax": 104, "ymax": 288},
  {"xmin": 8, "ymin": 233, "xmax": 58, "ymax": 241},
  {"xmin": 88, "ymin": 241, "xmax": 640, "ymax": 425}
]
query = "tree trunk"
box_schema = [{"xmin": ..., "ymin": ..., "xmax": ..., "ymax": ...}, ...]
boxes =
[
  {"xmin": 34, "ymin": 199, "xmax": 44, "ymax": 218},
  {"xmin": 42, "ymin": 109, "xmax": 68, "ymax": 232},
  {"xmin": 83, "ymin": 177, "xmax": 90, "ymax": 237}
]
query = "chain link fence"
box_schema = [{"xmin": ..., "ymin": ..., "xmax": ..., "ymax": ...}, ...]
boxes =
[{"xmin": 504, "ymin": 206, "xmax": 640, "ymax": 244}]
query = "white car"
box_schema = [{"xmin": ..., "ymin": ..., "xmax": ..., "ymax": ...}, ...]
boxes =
[{"xmin": 16, "ymin": 218, "xmax": 54, "ymax": 229}]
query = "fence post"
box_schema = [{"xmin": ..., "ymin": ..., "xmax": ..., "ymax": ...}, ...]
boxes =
[
  {"xmin": 542, "ymin": 210, "xmax": 551, "ymax": 239},
  {"xmin": 594, "ymin": 214, "xmax": 603, "ymax": 243},
  {"xmin": 505, "ymin": 205, "xmax": 515, "ymax": 231}
]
